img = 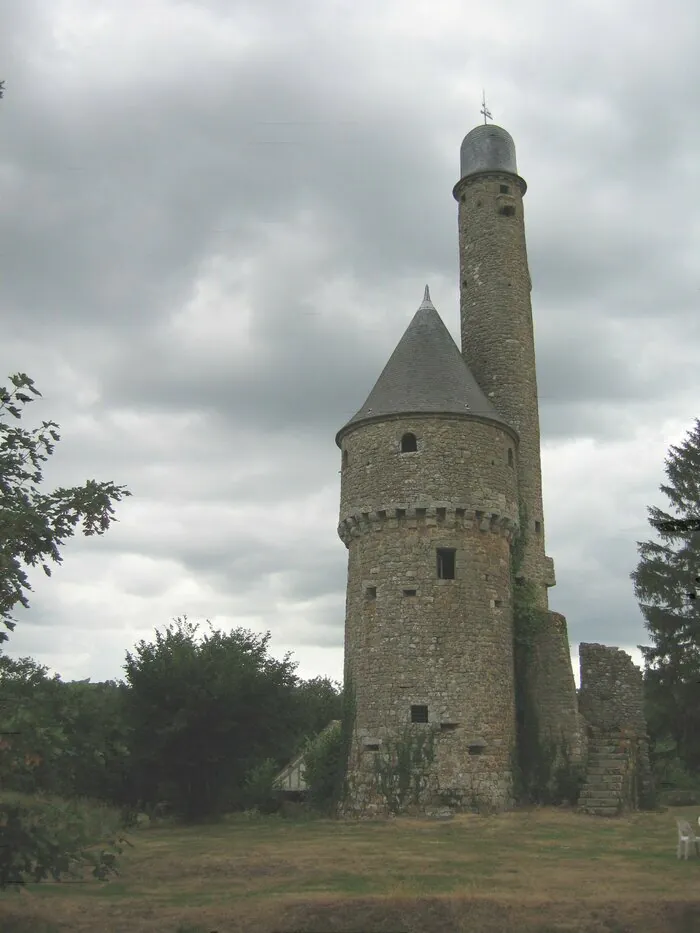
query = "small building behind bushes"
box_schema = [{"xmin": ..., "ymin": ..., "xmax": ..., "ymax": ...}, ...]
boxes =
[{"xmin": 274, "ymin": 720, "xmax": 341, "ymax": 802}]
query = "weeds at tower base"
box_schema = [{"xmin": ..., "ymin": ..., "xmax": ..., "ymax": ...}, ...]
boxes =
[{"xmin": 372, "ymin": 727, "xmax": 437, "ymax": 815}]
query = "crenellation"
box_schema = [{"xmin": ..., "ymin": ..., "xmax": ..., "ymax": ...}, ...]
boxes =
[{"xmin": 338, "ymin": 504, "xmax": 518, "ymax": 548}]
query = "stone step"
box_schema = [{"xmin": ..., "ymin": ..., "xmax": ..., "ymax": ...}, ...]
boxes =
[
  {"xmin": 585, "ymin": 767, "xmax": 626, "ymax": 776},
  {"xmin": 579, "ymin": 785, "xmax": 623, "ymax": 794},
  {"xmin": 580, "ymin": 784, "xmax": 623, "ymax": 794},
  {"xmin": 581, "ymin": 779, "xmax": 624, "ymax": 788},
  {"xmin": 579, "ymin": 793, "xmax": 623, "ymax": 804},
  {"xmin": 588, "ymin": 748, "xmax": 629, "ymax": 761},
  {"xmin": 579, "ymin": 806, "xmax": 621, "ymax": 817},
  {"xmin": 579, "ymin": 792, "xmax": 623, "ymax": 802},
  {"xmin": 583, "ymin": 773, "xmax": 625, "ymax": 782}
]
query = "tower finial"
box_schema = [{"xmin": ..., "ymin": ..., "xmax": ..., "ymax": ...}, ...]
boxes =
[
  {"xmin": 418, "ymin": 284, "xmax": 435, "ymax": 310},
  {"xmin": 480, "ymin": 89, "xmax": 492, "ymax": 125}
]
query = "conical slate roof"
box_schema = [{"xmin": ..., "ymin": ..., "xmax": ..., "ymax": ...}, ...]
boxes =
[{"xmin": 336, "ymin": 286, "xmax": 514, "ymax": 445}]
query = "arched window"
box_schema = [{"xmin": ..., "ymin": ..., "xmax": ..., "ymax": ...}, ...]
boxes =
[{"xmin": 400, "ymin": 432, "xmax": 417, "ymax": 453}]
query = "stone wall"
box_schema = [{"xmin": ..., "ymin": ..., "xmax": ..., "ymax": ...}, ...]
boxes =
[
  {"xmin": 578, "ymin": 643, "xmax": 647, "ymax": 735},
  {"xmin": 577, "ymin": 642, "xmax": 653, "ymax": 813},
  {"xmin": 527, "ymin": 611, "xmax": 583, "ymax": 763},
  {"xmin": 339, "ymin": 414, "xmax": 518, "ymax": 524}
]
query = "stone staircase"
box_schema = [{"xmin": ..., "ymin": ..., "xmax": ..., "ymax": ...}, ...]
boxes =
[{"xmin": 578, "ymin": 734, "xmax": 630, "ymax": 817}]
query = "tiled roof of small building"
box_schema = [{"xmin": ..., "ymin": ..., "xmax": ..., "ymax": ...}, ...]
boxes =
[{"xmin": 336, "ymin": 286, "xmax": 514, "ymax": 445}]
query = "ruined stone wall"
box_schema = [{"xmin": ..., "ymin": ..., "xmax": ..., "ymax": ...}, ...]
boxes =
[
  {"xmin": 527, "ymin": 611, "xmax": 583, "ymax": 762},
  {"xmin": 577, "ymin": 642, "xmax": 653, "ymax": 813},
  {"xmin": 339, "ymin": 415, "xmax": 520, "ymax": 813},
  {"xmin": 578, "ymin": 643, "xmax": 647, "ymax": 736},
  {"xmin": 454, "ymin": 170, "xmax": 552, "ymax": 609}
]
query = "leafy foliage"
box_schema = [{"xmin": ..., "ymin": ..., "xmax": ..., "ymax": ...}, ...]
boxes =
[
  {"xmin": 302, "ymin": 720, "xmax": 343, "ymax": 814},
  {"xmin": 0, "ymin": 373, "xmax": 131, "ymax": 643},
  {"xmin": 0, "ymin": 654, "xmax": 133, "ymax": 807},
  {"xmin": 510, "ymin": 502, "xmax": 582, "ymax": 805},
  {"xmin": 240, "ymin": 758, "xmax": 282, "ymax": 814},
  {"xmin": 373, "ymin": 727, "xmax": 436, "ymax": 815},
  {"xmin": 631, "ymin": 419, "xmax": 700, "ymax": 776},
  {"xmin": 0, "ymin": 373, "xmax": 132, "ymax": 887},
  {"xmin": 511, "ymin": 504, "xmax": 548, "ymax": 803},
  {"xmin": 122, "ymin": 616, "xmax": 301, "ymax": 821},
  {"xmin": 0, "ymin": 795, "xmax": 130, "ymax": 889}
]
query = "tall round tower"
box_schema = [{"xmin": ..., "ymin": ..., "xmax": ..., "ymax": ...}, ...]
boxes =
[
  {"xmin": 453, "ymin": 124, "xmax": 555, "ymax": 607},
  {"xmin": 336, "ymin": 288, "xmax": 519, "ymax": 814}
]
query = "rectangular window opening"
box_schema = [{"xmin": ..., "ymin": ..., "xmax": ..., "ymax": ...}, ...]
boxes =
[
  {"xmin": 535, "ymin": 521, "xmax": 542, "ymax": 534},
  {"xmin": 440, "ymin": 722, "xmax": 459, "ymax": 732},
  {"xmin": 403, "ymin": 589, "xmax": 417, "ymax": 597},
  {"xmin": 411, "ymin": 704, "xmax": 429, "ymax": 723},
  {"xmin": 436, "ymin": 507, "xmax": 446, "ymax": 521},
  {"xmin": 498, "ymin": 205, "xmax": 515, "ymax": 217},
  {"xmin": 500, "ymin": 184, "xmax": 510, "ymax": 194},
  {"xmin": 365, "ymin": 586, "xmax": 377, "ymax": 600},
  {"xmin": 364, "ymin": 743, "xmax": 380, "ymax": 752},
  {"xmin": 437, "ymin": 548, "xmax": 456, "ymax": 580},
  {"xmin": 494, "ymin": 599, "xmax": 502, "ymax": 608}
]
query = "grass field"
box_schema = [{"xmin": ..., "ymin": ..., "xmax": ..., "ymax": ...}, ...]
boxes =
[{"xmin": 1, "ymin": 798, "xmax": 699, "ymax": 932}]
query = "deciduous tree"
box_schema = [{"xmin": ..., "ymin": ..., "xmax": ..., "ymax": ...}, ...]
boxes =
[{"xmin": 0, "ymin": 374, "xmax": 131, "ymax": 887}]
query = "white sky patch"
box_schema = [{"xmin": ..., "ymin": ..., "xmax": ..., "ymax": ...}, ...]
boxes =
[
  {"xmin": 168, "ymin": 255, "xmax": 260, "ymax": 365},
  {"xmin": 47, "ymin": 0, "xmax": 265, "ymax": 89}
]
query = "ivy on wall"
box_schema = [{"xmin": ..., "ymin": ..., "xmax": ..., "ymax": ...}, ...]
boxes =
[
  {"xmin": 372, "ymin": 726, "xmax": 436, "ymax": 815},
  {"xmin": 511, "ymin": 501, "xmax": 583, "ymax": 804},
  {"xmin": 335, "ymin": 674, "xmax": 356, "ymax": 814}
]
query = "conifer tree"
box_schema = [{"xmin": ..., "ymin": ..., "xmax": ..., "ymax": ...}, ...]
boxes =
[{"xmin": 631, "ymin": 419, "xmax": 700, "ymax": 773}]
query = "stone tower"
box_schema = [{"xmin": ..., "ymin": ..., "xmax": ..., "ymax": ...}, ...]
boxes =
[
  {"xmin": 335, "ymin": 120, "xmax": 582, "ymax": 817},
  {"xmin": 453, "ymin": 124, "xmax": 554, "ymax": 606},
  {"xmin": 453, "ymin": 124, "xmax": 580, "ymax": 763},
  {"xmin": 336, "ymin": 288, "xmax": 520, "ymax": 814}
]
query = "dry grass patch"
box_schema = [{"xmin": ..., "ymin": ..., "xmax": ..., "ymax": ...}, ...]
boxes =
[{"xmin": 0, "ymin": 805, "xmax": 699, "ymax": 931}]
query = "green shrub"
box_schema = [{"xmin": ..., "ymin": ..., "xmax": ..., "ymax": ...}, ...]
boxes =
[
  {"xmin": 0, "ymin": 795, "xmax": 131, "ymax": 889},
  {"xmin": 302, "ymin": 721, "xmax": 343, "ymax": 814},
  {"xmin": 240, "ymin": 758, "xmax": 282, "ymax": 814}
]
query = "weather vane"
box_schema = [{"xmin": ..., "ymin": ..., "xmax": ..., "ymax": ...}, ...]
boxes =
[{"xmin": 480, "ymin": 89, "xmax": 492, "ymax": 124}]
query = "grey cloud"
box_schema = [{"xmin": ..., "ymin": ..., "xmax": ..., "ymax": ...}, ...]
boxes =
[{"xmin": 1, "ymin": 0, "xmax": 699, "ymax": 683}]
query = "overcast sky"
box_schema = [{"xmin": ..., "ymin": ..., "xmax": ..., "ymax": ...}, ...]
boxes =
[{"xmin": 1, "ymin": 0, "xmax": 698, "ymax": 691}]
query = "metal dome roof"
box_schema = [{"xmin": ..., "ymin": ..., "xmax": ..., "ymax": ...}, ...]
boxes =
[
  {"xmin": 335, "ymin": 286, "xmax": 514, "ymax": 445},
  {"xmin": 460, "ymin": 123, "xmax": 518, "ymax": 180}
]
